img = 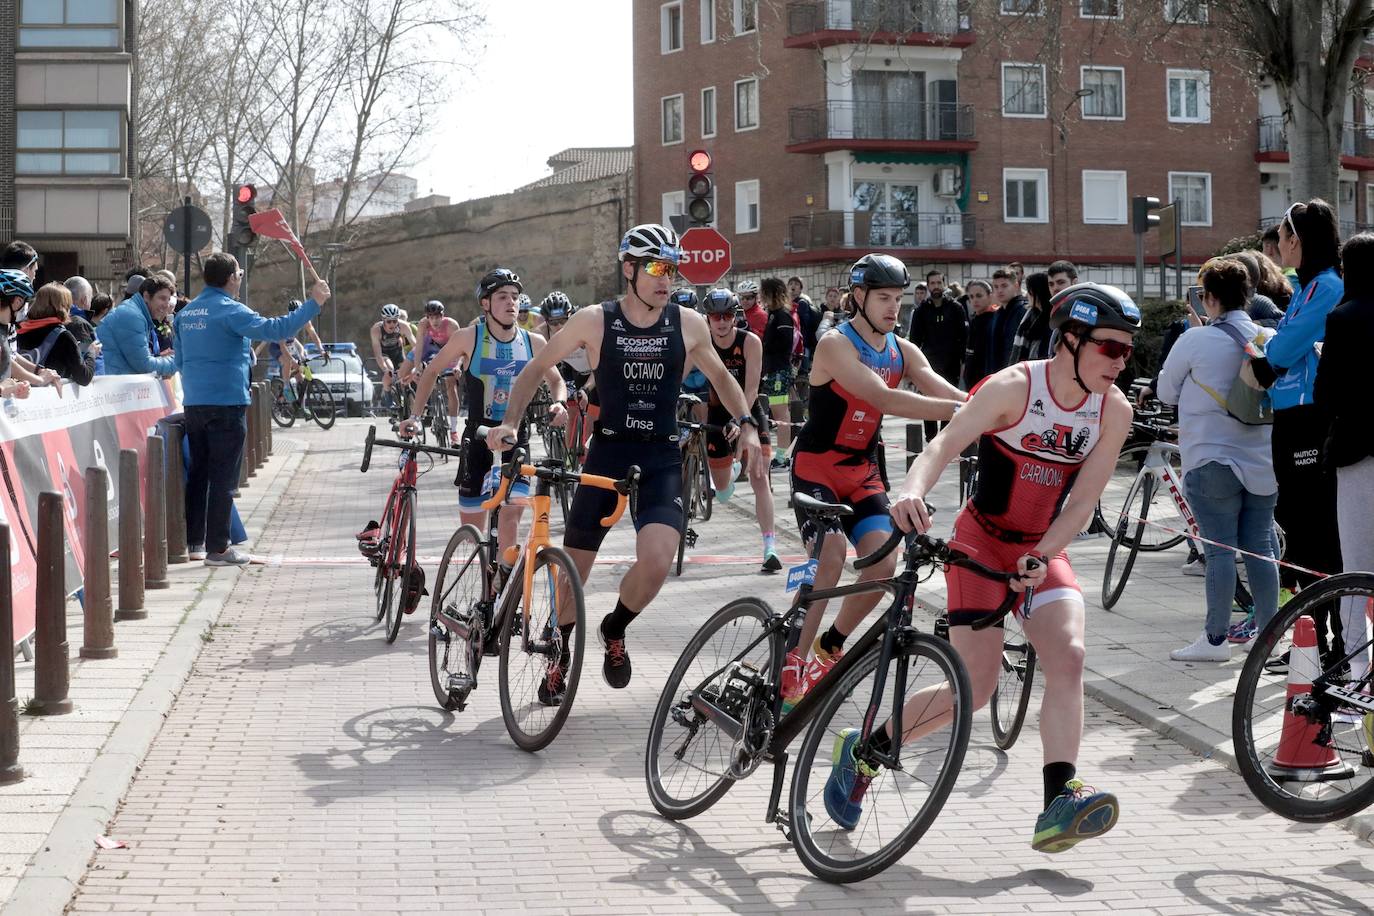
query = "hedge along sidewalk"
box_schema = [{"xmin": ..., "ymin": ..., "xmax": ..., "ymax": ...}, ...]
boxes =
[{"xmin": 0, "ymin": 432, "xmax": 310, "ymax": 916}]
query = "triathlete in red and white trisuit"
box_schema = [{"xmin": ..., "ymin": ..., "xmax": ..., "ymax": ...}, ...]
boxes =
[{"xmin": 830, "ymin": 282, "xmax": 1139, "ymax": 856}]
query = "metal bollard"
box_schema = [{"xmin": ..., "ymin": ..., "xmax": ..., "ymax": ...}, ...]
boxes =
[
  {"xmin": 30, "ymin": 492, "xmax": 73, "ymax": 715},
  {"xmin": 144, "ymin": 434, "xmax": 169, "ymax": 590},
  {"xmin": 80, "ymin": 467, "xmax": 117, "ymax": 659},
  {"xmin": 243, "ymin": 386, "xmax": 258, "ymax": 482},
  {"xmin": 117, "ymin": 449, "xmax": 146, "ymax": 619},
  {"xmin": 263, "ymin": 386, "xmax": 272, "ymax": 457},
  {"xmin": 164, "ymin": 422, "xmax": 188, "ymax": 564},
  {"xmin": 0, "ymin": 525, "xmax": 23, "ymax": 784},
  {"xmin": 905, "ymin": 422, "xmax": 924, "ymax": 470}
]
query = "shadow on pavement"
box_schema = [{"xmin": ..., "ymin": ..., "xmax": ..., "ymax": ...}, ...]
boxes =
[{"xmin": 1175, "ymin": 869, "xmax": 1372, "ymax": 915}]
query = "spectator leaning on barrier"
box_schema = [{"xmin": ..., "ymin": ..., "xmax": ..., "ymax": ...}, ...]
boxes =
[
  {"xmin": 1314, "ymin": 232, "xmax": 1374, "ymax": 687},
  {"xmin": 1157, "ymin": 257, "xmax": 1279, "ymax": 662},
  {"xmin": 16, "ymin": 283, "xmax": 99, "ymax": 385},
  {"xmin": 63, "ymin": 276, "xmax": 103, "ymax": 375},
  {"xmin": 174, "ymin": 252, "xmax": 328, "ymax": 567},
  {"xmin": 0, "ymin": 269, "xmax": 61, "ymax": 400},
  {"xmin": 87, "ymin": 292, "xmax": 114, "ymax": 325},
  {"xmin": 97, "ymin": 275, "xmax": 178, "ymax": 377},
  {"xmin": 1268, "ymin": 199, "xmax": 1344, "ymax": 598}
]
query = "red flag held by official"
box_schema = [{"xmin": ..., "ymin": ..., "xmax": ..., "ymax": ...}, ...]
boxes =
[{"xmin": 247, "ymin": 208, "xmax": 316, "ymax": 277}]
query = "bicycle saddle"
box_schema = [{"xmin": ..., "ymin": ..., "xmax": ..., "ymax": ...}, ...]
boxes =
[{"xmin": 792, "ymin": 492, "xmax": 853, "ymax": 517}]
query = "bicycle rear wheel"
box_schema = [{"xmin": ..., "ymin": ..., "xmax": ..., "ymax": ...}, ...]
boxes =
[
  {"xmin": 305, "ymin": 378, "xmax": 336, "ymax": 430},
  {"xmin": 789, "ymin": 632, "xmax": 972, "ymax": 884},
  {"xmin": 1233, "ymin": 573, "xmax": 1374, "ymax": 823},
  {"xmin": 384, "ymin": 490, "xmax": 415, "ymax": 644},
  {"xmin": 645, "ymin": 597, "xmax": 779, "ymax": 819},
  {"xmin": 675, "ymin": 445, "xmax": 701, "ymax": 577},
  {"xmin": 1097, "ymin": 445, "xmax": 1187, "ymax": 552},
  {"xmin": 428, "ymin": 525, "xmax": 490, "ymax": 710},
  {"xmin": 498, "ymin": 546, "xmax": 586, "ymax": 752},
  {"xmin": 1100, "ymin": 473, "xmax": 1151, "ymax": 610},
  {"xmin": 373, "ymin": 488, "xmax": 398, "ymax": 623},
  {"xmin": 990, "ymin": 610, "xmax": 1037, "ymax": 750},
  {"xmin": 269, "ymin": 377, "xmax": 296, "ymax": 428},
  {"xmin": 697, "ymin": 435, "xmax": 713, "ymax": 523}
]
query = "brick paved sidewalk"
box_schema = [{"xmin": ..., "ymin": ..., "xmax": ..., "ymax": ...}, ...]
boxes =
[{"xmin": 59, "ymin": 418, "xmax": 1374, "ymax": 914}]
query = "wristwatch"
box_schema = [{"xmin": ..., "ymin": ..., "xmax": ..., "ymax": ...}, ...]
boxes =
[{"xmin": 735, "ymin": 413, "xmax": 760, "ymax": 429}]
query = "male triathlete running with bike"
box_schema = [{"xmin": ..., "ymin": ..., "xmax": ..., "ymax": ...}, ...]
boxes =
[
  {"xmin": 783, "ymin": 254, "xmax": 966, "ymax": 710},
  {"xmin": 403, "ymin": 269, "xmax": 568, "ymax": 566},
  {"xmin": 418, "ymin": 299, "xmax": 462, "ymax": 444},
  {"xmin": 485, "ymin": 224, "xmax": 762, "ymax": 689},
  {"xmin": 699, "ymin": 287, "xmax": 779, "ymax": 573},
  {"xmin": 824, "ymin": 282, "xmax": 1138, "ymax": 853},
  {"xmin": 371, "ymin": 303, "xmax": 415, "ymax": 409}
]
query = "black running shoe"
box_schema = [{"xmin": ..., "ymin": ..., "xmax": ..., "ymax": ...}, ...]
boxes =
[
  {"xmin": 599, "ymin": 617, "xmax": 632, "ymax": 689},
  {"xmin": 537, "ymin": 661, "xmax": 565, "ymax": 706},
  {"xmin": 761, "ymin": 551, "xmax": 782, "ymax": 573}
]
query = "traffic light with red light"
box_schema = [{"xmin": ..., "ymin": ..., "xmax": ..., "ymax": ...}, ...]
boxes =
[
  {"xmin": 687, "ymin": 149, "xmax": 713, "ymax": 226},
  {"xmin": 231, "ymin": 183, "xmax": 258, "ymax": 250}
]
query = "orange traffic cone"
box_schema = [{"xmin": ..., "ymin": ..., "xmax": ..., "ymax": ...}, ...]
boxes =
[{"xmin": 1268, "ymin": 615, "xmax": 1355, "ymax": 782}]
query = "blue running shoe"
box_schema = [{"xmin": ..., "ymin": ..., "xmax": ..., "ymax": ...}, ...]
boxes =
[
  {"xmin": 1032, "ymin": 779, "xmax": 1119, "ymax": 853},
  {"xmin": 822, "ymin": 728, "xmax": 879, "ymax": 831}
]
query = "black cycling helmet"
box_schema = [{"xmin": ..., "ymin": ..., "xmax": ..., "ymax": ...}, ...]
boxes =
[
  {"xmin": 848, "ymin": 253, "xmax": 910, "ymax": 290},
  {"xmin": 668, "ymin": 288, "xmax": 699, "ymax": 309},
  {"xmin": 425, "ymin": 299, "xmax": 444, "ymax": 314},
  {"xmin": 1048, "ymin": 282, "xmax": 1141, "ymax": 334},
  {"xmin": 702, "ymin": 287, "xmax": 737, "ymax": 314},
  {"xmin": 541, "ymin": 291, "xmax": 572, "ymax": 320},
  {"xmin": 476, "ymin": 268, "xmax": 522, "ymax": 301}
]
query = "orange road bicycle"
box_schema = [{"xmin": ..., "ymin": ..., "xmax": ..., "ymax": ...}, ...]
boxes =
[{"xmin": 428, "ymin": 433, "xmax": 640, "ymax": 751}]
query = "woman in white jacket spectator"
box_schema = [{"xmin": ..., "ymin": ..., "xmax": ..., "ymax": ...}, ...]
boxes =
[{"xmin": 1157, "ymin": 257, "xmax": 1279, "ymax": 662}]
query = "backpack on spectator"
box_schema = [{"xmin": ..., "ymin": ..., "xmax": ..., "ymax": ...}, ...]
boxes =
[
  {"xmin": 1194, "ymin": 322, "xmax": 1274, "ymax": 425},
  {"xmin": 16, "ymin": 325, "xmax": 67, "ymax": 370}
]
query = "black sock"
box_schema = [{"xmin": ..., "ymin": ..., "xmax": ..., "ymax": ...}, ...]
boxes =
[
  {"xmin": 819, "ymin": 625, "xmax": 847, "ymax": 656},
  {"xmin": 867, "ymin": 727, "xmax": 893, "ymax": 759},
  {"xmin": 559, "ymin": 622, "xmax": 576, "ymax": 665},
  {"xmin": 601, "ymin": 600, "xmax": 637, "ymax": 640},
  {"xmin": 1043, "ymin": 761, "xmax": 1077, "ymax": 809}
]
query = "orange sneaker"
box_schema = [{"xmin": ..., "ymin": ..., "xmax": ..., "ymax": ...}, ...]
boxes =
[
  {"xmin": 801, "ymin": 637, "xmax": 843, "ymax": 694},
  {"xmin": 780, "ymin": 649, "xmax": 806, "ymax": 712}
]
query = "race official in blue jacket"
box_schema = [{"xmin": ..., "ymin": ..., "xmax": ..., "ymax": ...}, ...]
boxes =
[
  {"xmin": 96, "ymin": 276, "xmax": 177, "ymax": 377},
  {"xmin": 1270, "ymin": 199, "xmax": 1344, "ymax": 592},
  {"xmin": 172, "ymin": 251, "xmax": 328, "ymax": 566}
]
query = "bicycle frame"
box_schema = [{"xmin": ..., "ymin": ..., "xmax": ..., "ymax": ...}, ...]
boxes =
[{"xmin": 1142, "ymin": 442, "xmax": 1199, "ymax": 542}]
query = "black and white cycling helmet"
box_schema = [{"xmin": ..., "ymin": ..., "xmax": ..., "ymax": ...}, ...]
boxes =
[
  {"xmin": 736, "ymin": 279, "xmax": 759, "ymax": 296},
  {"xmin": 848, "ymin": 253, "xmax": 910, "ymax": 290},
  {"xmin": 668, "ymin": 288, "xmax": 699, "ymax": 310},
  {"xmin": 379, "ymin": 303, "xmax": 401, "ymax": 320},
  {"xmin": 517, "ymin": 294, "xmax": 532, "ymax": 313},
  {"xmin": 476, "ymin": 268, "xmax": 522, "ymax": 301},
  {"xmin": 702, "ymin": 288, "xmax": 738, "ymax": 314},
  {"xmin": 618, "ymin": 223, "xmax": 681, "ymax": 263},
  {"xmin": 541, "ymin": 291, "xmax": 572, "ymax": 320},
  {"xmin": 1048, "ymin": 282, "xmax": 1141, "ymax": 334},
  {"xmin": 425, "ymin": 299, "xmax": 444, "ymax": 314}
]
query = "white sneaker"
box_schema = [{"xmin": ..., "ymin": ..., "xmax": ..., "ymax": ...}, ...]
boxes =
[
  {"xmin": 1181, "ymin": 556, "xmax": 1206, "ymax": 577},
  {"xmin": 188, "ymin": 544, "xmax": 206, "ymax": 561},
  {"xmin": 1170, "ymin": 632, "xmax": 1230, "ymax": 662},
  {"xmin": 205, "ymin": 547, "xmax": 252, "ymax": 567}
]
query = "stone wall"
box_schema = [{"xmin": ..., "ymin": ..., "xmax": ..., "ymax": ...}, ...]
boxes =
[{"xmin": 246, "ymin": 173, "xmax": 634, "ymax": 355}]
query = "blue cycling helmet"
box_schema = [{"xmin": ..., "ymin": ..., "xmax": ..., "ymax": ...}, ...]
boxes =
[
  {"xmin": 0, "ymin": 269, "xmax": 35, "ymax": 303},
  {"xmin": 669, "ymin": 288, "xmax": 699, "ymax": 309}
]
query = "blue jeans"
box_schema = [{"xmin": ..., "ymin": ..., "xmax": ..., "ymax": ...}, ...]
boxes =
[
  {"xmin": 1183, "ymin": 462, "xmax": 1280, "ymax": 640},
  {"xmin": 185, "ymin": 405, "xmax": 247, "ymax": 555}
]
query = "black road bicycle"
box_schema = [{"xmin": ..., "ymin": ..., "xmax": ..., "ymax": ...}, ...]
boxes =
[{"xmin": 644, "ymin": 494, "xmax": 1028, "ymax": 883}]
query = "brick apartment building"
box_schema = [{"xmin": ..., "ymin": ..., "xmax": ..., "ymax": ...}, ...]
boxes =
[{"xmin": 632, "ymin": 0, "xmax": 1374, "ymax": 292}]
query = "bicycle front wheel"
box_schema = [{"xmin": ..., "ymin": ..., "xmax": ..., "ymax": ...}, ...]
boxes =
[
  {"xmin": 269, "ymin": 377, "xmax": 296, "ymax": 428},
  {"xmin": 1233, "ymin": 572, "xmax": 1374, "ymax": 823},
  {"xmin": 498, "ymin": 546, "xmax": 586, "ymax": 752},
  {"xmin": 1098, "ymin": 445, "xmax": 1187, "ymax": 551},
  {"xmin": 306, "ymin": 378, "xmax": 336, "ymax": 430},
  {"xmin": 697, "ymin": 435, "xmax": 713, "ymax": 523},
  {"xmin": 429, "ymin": 525, "xmax": 490, "ymax": 710},
  {"xmin": 1100, "ymin": 473, "xmax": 1152, "ymax": 610},
  {"xmin": 373, "ymin": 488, "xmax": 398, "ymax": 623},
  {"xmin": 990, "ymin": 611, "xmax": 1037, "ymax": 750},
  {"xmin": 789, "ymin": 632, "xmax": 972, "ymax": 884},
  {"xmin": 645, "ymin": 597, "xmax": 779, "ymax": 820},
  {"xmin": 384, "ymin": 490, "xmax": 415, "ymax": 644}
]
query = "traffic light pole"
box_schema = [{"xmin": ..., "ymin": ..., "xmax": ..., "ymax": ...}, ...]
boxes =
[{"xmin": 1135, "ymin": 232, "xmax": 1145, "ymax": 304}]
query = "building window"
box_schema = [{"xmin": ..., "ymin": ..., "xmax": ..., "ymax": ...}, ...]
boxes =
[
  {"xmin": 701, "ymin": 86, "xmax": 717, "ymax": 138},
  {"xmin": 1366, "ymin": 183, "xmax": 1374, "ymax": 228},
  {"xmin": 1167, "ymin": 69, "xmax": 1210, "ymax": 123},
  {"xmin": 1082, "ymin": 170, "xmax": 1127, "ymax": 224},
  {"xmin": 1081, "ymin": 67, "xmax": 1125, "ymax": 119},
  {"xmin": 1003, "ymin": 168, "xmax": 1048, "ymax": 223},
  {"xmin": 1000, "ymin": 0, "xmax": 1041, "ymax": 11},
  {"xmin": 736, "ymin": 180, "xmax": 760, "ymax": 233},
  {"xmin": 1080, "ymin": 0, "xmax": 1121, "ymax": 17},
  {"xmin": 661, "ymin": 2, "xmax": 683, "ymax": 53},
  {"xmin": 1165, "ymin": 0, "xmax": 1207, "ymax": 23},
  {"xmin": 734, "ymin": 0, "xmax": 757, "ymax": 34},
  {"xmin": 735, "ymin": 78, "xmax": 759, "ymax": 131},
  {"xmin": 662, "ymin": 94, "xmax": 684, "ymax": 145},
  {"xmin": 701, "ymin": 0, "xmax": 716, "ymax": 42},
  {"xmin": 18, "ymin": 0, "xmax": 120, "ymax": 48},
  {"xmin": 16, "ymin": 110, "xmax": 122, "ymax": 176},
  {"xmin": 1169, "ymin": 171, "xmax": 1212, "ymax": 226},
  {"xmin": 662, "ymin": 190, "xmax": 685, "ymax": 228},
  {"xmin": 1002, "ymin": 64, "xmax": 1046, "ymax": 118}
]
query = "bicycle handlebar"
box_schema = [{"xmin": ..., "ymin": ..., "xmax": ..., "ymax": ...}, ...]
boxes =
[
  {"xmin": 477, "ymin": 442, "xmax": 640, "ymax": 528},
  {"xmin": 360, "ymin": 424, "xmax": 466, "ymax": 473}
]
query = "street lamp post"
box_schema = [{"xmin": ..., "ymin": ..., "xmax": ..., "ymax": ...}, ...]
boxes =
[{"xmin": 323, "ymin": 243, "xmax": 348, "ymax": 343}]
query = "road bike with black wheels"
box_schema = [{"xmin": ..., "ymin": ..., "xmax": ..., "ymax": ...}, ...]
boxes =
[
  {"xmin": 358, "ymin": 426, "xmax": 464, "ymax": 643},
  {"xmin": 1232, "ymin": 572, "xmax": 1374, "ymax": 823},
  {"xmin": 644, "ymin": 494, "xmax": 1027, "ymax": 883},
  {"xmin": 931, "ymin": 587, "xmax": 1036, "ymax": 751},
  {"xmin": 673, "ymin": 394, "xmax": 718, "ymax": 577},
  {"xmin": 269, "ymin": 359, "xmax": 336, "ymax": 430}
]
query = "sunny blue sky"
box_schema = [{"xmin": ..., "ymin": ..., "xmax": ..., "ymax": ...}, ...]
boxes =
[{"xmin": 409, "ymin": 0, "xmax": 635, "ymax": 203}]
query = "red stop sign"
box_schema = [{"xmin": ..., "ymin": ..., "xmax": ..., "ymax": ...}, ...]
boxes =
[{"xmin": 677, "ymin": 227, "xmax": 732, "ymax": 286}]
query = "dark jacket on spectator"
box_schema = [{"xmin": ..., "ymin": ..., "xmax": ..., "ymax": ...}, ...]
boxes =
[
  {"xmin": 992, "ymin": 295, "xmax": 1028, "ymax": 371},
  {"xmin": 1314, "ymin": 295, "xmax": 1374, "ymax": 468},
  {"xmin": 762, "ymin": 307, "xmax": 796, "ymax": 376},
  {"xmin": 963, "ymin": 309, "xmax": 999, "ymax": 391},
  {"xmin": 66, "ymin": 311, "xmax": 103, "ymax": 375},
  {"xmin": 1248, "ymin": 293, "xmax": 1284, "ymax": 328},
  {"xmin": 908, "ymin": 293, "xmax": 968, "ymax": 385},
  {"xmin": 793, "ymin": 295, "xmax": 821, "ymax": 357},
  {"xmin": 15, "ymin": 317, "xmax": 97, "ymax": 385}
]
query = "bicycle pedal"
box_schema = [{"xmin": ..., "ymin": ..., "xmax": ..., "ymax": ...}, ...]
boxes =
[{"xmin": 684, "ymin": 527, "xmax": 699, "ymax": 548}]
